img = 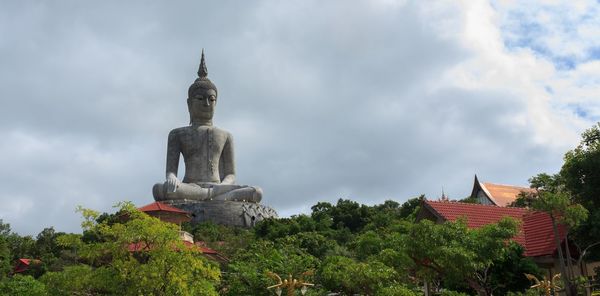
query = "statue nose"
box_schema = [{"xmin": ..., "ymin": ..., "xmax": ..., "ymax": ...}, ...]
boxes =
[{"xmin": 204, "ymin": 99, "xmax": 211, "ymax": 106}]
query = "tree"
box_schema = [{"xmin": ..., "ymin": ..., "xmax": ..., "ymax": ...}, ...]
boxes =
[
  {"xmin": 0, "ymin": 274, "xmax": 47, "ymax": 296},
  {"xmin": 319, "ymin": 256, "xmax": 397, "ymax": 295},
  {"xmin": 375, "ymin": 284, "xmax": 418, "ymax": 296},
  {"xmin": 0, "ymin": 220, "xmax": 12, "ymax": 279},
  {"xmin": 223, "ymin": 240, "xmax": 318, "ymax": 296},
  {"xmin": 561, "ymin": 123, "xmax": 600, "ymax": 208},
  {"xmin": 54, "ymin": 202, "xmax": 220, "ymax": 296},
  {"xmin": 186, "ymin": 221, "xmax": 254, "ymax": 258},
  {"xmin": 398, "ymin": 195, "xmax": 425, "ymax": 219},
  {"xmin": 484, "ymin": 243, "xmax": 541, "ymax": 295},
  {"xmin": 560, "ymin": 123, "xmax": 600, "ymax": 263},
  {"xmin": 277, "ymin": 232, "xmax": 339, "ymax": 259},
  {"xmin": 403, "ymin": 218, "xmax": 520, "ymax": 295},
  {"xmin": 531, "ymin": 191, "xmax": 588, "ymax": 296},
  {"xmin": 40, "ymin": 265, "xmax": 117, "ymax": 295},
  {"xmin": 311, "ymin": 199, "xmax": 373, "ymax": 232},
  {"xmin": 349, "ymin": 230, "xmax": 385, "ymax": 260}
]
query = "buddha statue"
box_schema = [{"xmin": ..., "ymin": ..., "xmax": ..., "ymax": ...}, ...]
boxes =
[{"xmin": 152, "ymin": 51, "xmax": 263, "ymax": 203}]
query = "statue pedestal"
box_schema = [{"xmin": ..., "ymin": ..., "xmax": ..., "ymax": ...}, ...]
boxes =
[{"xmin": 162, "ymin": 200, "xmax": 278, "ymax": 227}]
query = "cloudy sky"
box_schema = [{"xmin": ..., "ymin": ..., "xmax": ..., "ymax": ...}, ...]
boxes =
[{"xmin": 1, "ymin": 0, "xmax": 599, "ymax": 235}]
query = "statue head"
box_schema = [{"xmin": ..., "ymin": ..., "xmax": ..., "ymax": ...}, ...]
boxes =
[{"xmin": 187, "ymin": 50, "xmax": 218, "ymax": 124}]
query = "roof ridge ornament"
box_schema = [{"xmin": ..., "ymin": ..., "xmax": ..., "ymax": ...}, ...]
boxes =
[{"xmin": 198, "ymin": 49, "xmax": 208, "ymax": 79}]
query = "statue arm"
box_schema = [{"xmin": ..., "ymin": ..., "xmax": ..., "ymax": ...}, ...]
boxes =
[
  {"xmin": 165, "ymin": 130, "xmax": 181, "ymax": 192},
  {"xmin": 220, "ymin": 133, "xmax": 235, "ymax": 185}
]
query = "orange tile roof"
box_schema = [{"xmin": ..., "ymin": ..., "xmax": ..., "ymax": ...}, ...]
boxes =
[
  {"xmin": 138, "ymin": 202, "xmax": 190, "ymax": 214},
  {"xmin": 481, "ymin": 182, "xmax": 536, "ymax": 207},
  {"xmin": 423, "ymin": 201, "xmax": 566, "ymax": 257}
]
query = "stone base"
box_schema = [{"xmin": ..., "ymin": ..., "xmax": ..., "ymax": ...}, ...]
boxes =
[{"xmin": 162, "ymin": 199, "xmax": 278, "ymax": 228}]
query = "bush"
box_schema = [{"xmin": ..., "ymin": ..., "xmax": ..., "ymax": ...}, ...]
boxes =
[
  {"xmin": 376, "ymin": 284, "xmax": 418, "ymax": 296},
  {"xmin": 0, "ymin": 274, "xmax": 48, "ymax": 296},
  {"xmin": 438, "ymin": 290, "xmax": 469, "ymax": 296}
]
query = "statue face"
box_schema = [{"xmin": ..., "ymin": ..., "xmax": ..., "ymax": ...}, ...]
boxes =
[{"xmin": 187, "ymin": 88, "xmax": 217, "ymax": 121}]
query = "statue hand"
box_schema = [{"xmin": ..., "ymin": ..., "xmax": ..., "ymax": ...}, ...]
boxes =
[{"xmin": 166, "ymin": 174, "xmax": 180, "ymax": 193}]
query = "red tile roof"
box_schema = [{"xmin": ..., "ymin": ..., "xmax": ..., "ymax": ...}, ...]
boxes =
[
  {"xmin": 138, "ymin": 202, "xmax": 190, "ymax": 214},
  {"xmin": 425, "ymin": 201, "xmax": 529, "ymax": 228},
  {"xmin": 128, "ymin": 241, "xmax": 202, "ymax": 253},
  {"xmin": 13, "ymin": 258, "xmax": 41, "ymax": 274},
  {"xmin": 522, "ymin": 211, "xmax": 567, "ymax": 257},
  {"xmin": 194, "ymin": 242, "xmax": 218, "ymax": 254},
  {"xmin": 423, "ymin": 201, "xmax": 566, "ymax": 257}
]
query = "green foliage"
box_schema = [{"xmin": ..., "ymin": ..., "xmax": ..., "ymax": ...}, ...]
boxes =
[
  {"xmin": 53, "ymin": 202, "xmax": 220, "ymax": 296},
  {"xmin": 558, "ymin": 123, "xmax": 600, "ymax": 260},
  {"xmin": 398, "ymin": 196, "xmax": 424, "ymax": 218},
  {"xmin": 507, "ymin": 289, "xmax": 544, "ymax": 296},
  {"xmin": 7, "ymin": 233, "xmax": 36, "ymax": 262},
  {"xmin": 375, "ymin": 284, "xmax": 419, "ymax": 296},
  {"xmin": 485, "ymin": 243, "xmax": 542, "ymax": 295},
  {"xmin": 404, "ymin": 217, "xmax": 520, "ymax": 293},
  {"xmin": 0, "ymin": 220, "xmax": 12, "ymax": 280},
  {"xmin": 532, "ymin": 191, "xmax": 588, "ymax": 228},
  {"xmin": 254, "ymin": 216, "xmax": 315, "ymax": 241},
  {"xmin": 223, "ymin": 240, "xmax": 318, "ymax": 296},
  {"xmin": 529, "ymin": 173, "xmax": 562, "ymax": 193},
  {"xmin": 40, "ymin": 265, "xmax": 117, "ymax": 295},
  {"xmin": 438, "ymin": 290, "xmax": 470, "ymax": 296},
  {"xmin": 561, "ymin": 123, "xmax": 600, "ymax": 208},
  {"xmin": 511, "ymin": 191, "xmax": 538, "ymax": 208},
  {"xmin": 319, "ymin": 255, "xmax": 397, "ymax": 295},
  {"xmin": 350, "ymin": 230, "xmax": 384, "ymax": 260},
  {"xmin": 0, "ymin": 274, "xmax": 48, "ymax": 296},
  {"xmin": 458, "ymin": 196, "xmax": 480, "ymax": 204},
  {"xmin": 278, "ymin": 231, "xmax": 338, "ymax": 259},
  {"xmin": 311, "ymin": 199, "xmax": 373, "ymax": 232},
  {"xmin": 186, "ymin": 221, "xmax": 254, "ymax": 258}
]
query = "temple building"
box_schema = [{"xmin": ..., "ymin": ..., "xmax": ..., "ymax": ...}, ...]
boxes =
[
  {"xmin": 12, "ymin": 258, "xmax": 41, "ymax": 274},
  {"xmin": 470, "ymin": 175, "xmax": 535, "ymax": 206},
  {"xmin": 135, "ymin": 202, "xmax": 229, "ymax": 264},
  {"xmin": 417, "ymin": 200, "xmax": 600, "ymax": 280}
]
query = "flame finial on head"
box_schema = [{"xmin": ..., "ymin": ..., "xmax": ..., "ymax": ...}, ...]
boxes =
[
  {"xmin": 188, "ymin": 49, "xmax": 217, "ymax": 98},
  {"xmin": 198, "ymin": 49, "xmax": 208, "ymax": 79}
]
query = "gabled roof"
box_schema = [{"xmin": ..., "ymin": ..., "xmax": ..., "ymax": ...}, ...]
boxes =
[
  {"xmin": 13, "ymin": 258, "xmax": 41, "ymax": 274},
  {"xmin": 194, "ymin": 241, "xmax": 230, "ymax": 263},
  {"xmin": 194, "ymin": 242, "xmax": 218, "ymax": 254},
  {"xmin": 424, "ymin": 200, "xmax": 529, "ymax": 228},
  {"xmin": 421, "ymin": 200, "xmax": 567, "ymax": 257},
  {"xmin": 471, "ymin": 175, "xmax": 535, "ymax": 207},
  {"xmin": 138, "ymin": 202, "xmax": 190, "ymax": 214},
  {"xmin": 127, "ymin": 241, "xmax": 202, "ymax": 253},
  {"xmin": 138, "ymin": 202, "xmax": 192, "ymax": 224}
]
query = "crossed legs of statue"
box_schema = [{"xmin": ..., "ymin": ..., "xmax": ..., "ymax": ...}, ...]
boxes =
[{"xmin": 153, "ymin": 182, "xmax": 262, "ymax": 203}]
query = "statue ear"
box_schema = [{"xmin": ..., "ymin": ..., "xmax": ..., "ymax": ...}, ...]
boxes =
[{"xmin": 187, "ymin": 98, "xmax": 192, "ymax": 125}]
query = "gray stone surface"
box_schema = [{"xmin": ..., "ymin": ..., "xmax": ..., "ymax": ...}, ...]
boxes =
[
  {"xmin": 164, "ymin": 200, "xmax": 278, "ymax": 227},
  {"xmin": 152, "ymin": 50, "xmax": 263, "ymax": 203},
  {"xmin": 151, "ymin": 51, "xmax": 278, "ymax": 226}
]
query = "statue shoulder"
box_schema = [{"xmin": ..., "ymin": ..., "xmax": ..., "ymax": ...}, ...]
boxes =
[
  {"xmin": 212, "ymin": 126, "xmax": 233, "ymax": 139},
  {"xmin": 168, "ymin": 126, "xmax": 192, "ymax": 138},
  {"xmin": 170, "ymin": 126, "xmax": 192, "ymax": 133}
]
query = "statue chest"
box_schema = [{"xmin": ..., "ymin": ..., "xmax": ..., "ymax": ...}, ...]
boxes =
[{"xmin": 180, "ymin": 128, "xmax": 226, "ymax": 159}]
